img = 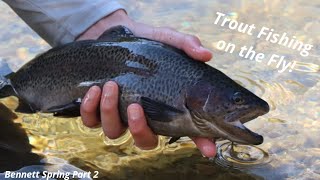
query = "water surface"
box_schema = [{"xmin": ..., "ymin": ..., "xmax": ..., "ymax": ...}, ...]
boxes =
[{"xmin": 0, "ymin": 0, "xmax": 319, "ymax": 179}]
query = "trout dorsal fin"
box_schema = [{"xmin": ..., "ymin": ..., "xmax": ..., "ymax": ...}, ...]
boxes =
[{"xmin": 98, "ymin": 25, "xmax": 136, "ymax": 41}]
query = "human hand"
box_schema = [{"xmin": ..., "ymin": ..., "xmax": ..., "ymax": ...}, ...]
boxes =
[{"xmin": 78, "ymin": 10, "xmax": 216, "ymax": 157}]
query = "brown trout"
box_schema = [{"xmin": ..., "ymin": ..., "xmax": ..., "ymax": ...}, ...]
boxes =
[{"xmin": 0, "ymin": 26, "xmax": 269, "ymax": 145}]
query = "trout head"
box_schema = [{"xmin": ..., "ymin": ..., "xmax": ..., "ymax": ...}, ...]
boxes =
[{"xmin": 186, "ymin": 80, "xmax": 269, "ymax": 145}]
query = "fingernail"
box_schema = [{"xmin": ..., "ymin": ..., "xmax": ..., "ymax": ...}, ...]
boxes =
[
  {"xmin": 104, "ymin": 82, "xmax": 115, "ymax": 97},
  {"xmin": 202, "ymin": 144, "xmax": 216, "ymax": 158},
  {"xmin": 202, "ymin": 144, "xmax": 211, "ymax": 153},
  {"xmin": 128, "ymin": 104, "xmax": 141, "ymax": 120},
  {"xmin": 84, "ymin": 86, "xmax": 99, "ymax": 104},
  {"xmin": 199, "ymin": 46, "xmax": 211, "ymax": 52},
  {"xmin": 192, "ymin": 46, "xmax": 206, "ymax": 53}
]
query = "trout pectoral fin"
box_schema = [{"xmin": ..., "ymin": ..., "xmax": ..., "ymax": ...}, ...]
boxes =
[
  {"xmin": 140, "ymin": 97, "xmax": 184, "ymax": 122},
  {"xmin": 168, "ymin": 137, "xmax": 181, "ymax": 144},
  {"xmin": 46, "ymin": 98, "xmax": 81, "ymax": 117}
]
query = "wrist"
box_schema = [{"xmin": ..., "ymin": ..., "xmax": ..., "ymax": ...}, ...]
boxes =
[{"xmin": 77, "ymin": 9, "xmax": 134, "ymax": 41}]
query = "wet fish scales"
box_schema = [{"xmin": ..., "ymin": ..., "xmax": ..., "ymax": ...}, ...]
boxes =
[{"xmin": 0, "ymin": 26, "xmax": 269, "ymax": 145}]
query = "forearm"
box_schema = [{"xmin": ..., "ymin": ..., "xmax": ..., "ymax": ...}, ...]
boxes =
[
  {"xmin": 4, "ymin": 0, "xmax": 125, "ymax": 47},
  {"xmin": 77, "ymin": 9, "xmax": 133, "ymax": 41}
]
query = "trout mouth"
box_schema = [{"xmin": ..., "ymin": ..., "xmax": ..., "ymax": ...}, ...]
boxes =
[
  {"xmin": 223, "ymin": 110, "xmax": 265, "ymax": 145},
  {"xmin": 218, "ymin": 98, "xmax": 270, "ymax": 145},
  {"xmin": 192, "ymin": 107, "xmax": 268, "ymax": 145}
]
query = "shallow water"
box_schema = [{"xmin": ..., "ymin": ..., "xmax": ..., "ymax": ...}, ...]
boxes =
[{"xmin": 0, "ymin": 0, "xmax": 319, "ymax": 179}]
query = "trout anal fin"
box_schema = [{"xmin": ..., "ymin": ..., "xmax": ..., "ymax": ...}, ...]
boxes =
[
  {"xmin": 15, "ymin": 100, "xmax": 36, "ymax": 114},
  {"xmin": 46, "ymin": 98, "xmax": 81, "ymax": 117}
]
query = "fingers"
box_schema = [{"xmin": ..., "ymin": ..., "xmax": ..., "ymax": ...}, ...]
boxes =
[
  {"xmin": 151, "ymin": 27, "xmax": 212, "ymax": 62},
  {"xmin": 81, "ymin": 82, "xmax": 157, "ymax": 151},
  {"xmin": 100, "ymin": 81, "xmax": 126, "ymax": 139},
  {"xmin": 192, "ymin": 137, "xmax": 217, "ymax": 157},
  {"xmin": 127, "ymin": 104, "xmax": 158, "ymax": 150},
  {"xmin": 81, "ymin": 85, "xmax": 215, "ymax": 156},
  {"xmin": 80, "ymin": 86, "xmax": 101, "ymax": 127},
  {"xmin": 132, "ymin": 23, "xmax": 212, "ymax": 62}
]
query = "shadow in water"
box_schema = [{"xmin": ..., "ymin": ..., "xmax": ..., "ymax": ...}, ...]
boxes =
[
  {"xmin": 70, "ymin": 152, "xmax": 265, "ymax": 180},
  {"xmin": 0, "ymin": 103, "xmax": 44, "ymax": 172}
]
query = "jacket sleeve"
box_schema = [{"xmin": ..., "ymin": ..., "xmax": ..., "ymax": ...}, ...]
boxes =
[{"xmin": 3, "ymin": 0, "xmax": 125, "ymax": 47}]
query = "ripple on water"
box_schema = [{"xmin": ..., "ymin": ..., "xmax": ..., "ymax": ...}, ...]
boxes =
[
  {"xmin": 0, "ymin": 0, "xmax": 319, "ymax": 179},
  {"xmin": 293, "ymin": 61, "xmax": 320, "ymax": 73},
  {"xmin": 101, "ymin": 130, "xmax": 132, "ymax": 146},
  {"xmin": 214, "ymin": 141, "xmax": 271, "ymax": 170}
]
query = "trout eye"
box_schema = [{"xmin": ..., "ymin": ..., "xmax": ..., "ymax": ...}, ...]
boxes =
[{"xmin": 232, "ymin": 92, "xmax": 245, "ymax": 105}]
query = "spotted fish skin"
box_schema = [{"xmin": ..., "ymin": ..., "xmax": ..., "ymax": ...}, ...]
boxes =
[
  {"xmin": 12, "ymin": 39, "xmax": 210, "ymax": 119},
  {"xmin": 1, "ymin": 26, "xmax": 270, "ymax": 145}
]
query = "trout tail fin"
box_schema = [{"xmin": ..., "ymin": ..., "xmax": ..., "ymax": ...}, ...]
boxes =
[
  {"xmin": 0, "ymin": 76, "xmax": 35, "ymax": 114},
  {"xmin": 0, "ymin": 74, "xmax": 16, "ymax": 98},
  {"xmin": 0, "ymin": 60, "xmax": 16, "ymax": 98}
]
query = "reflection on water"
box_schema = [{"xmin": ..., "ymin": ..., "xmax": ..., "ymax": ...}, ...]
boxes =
[
  {"xmin": 0, "ymin": 0, "xmax": 319, "ymax": 179},
  {"xmin": 215, "ymin": 142, "xmax": 271, "ymax": 169}
]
